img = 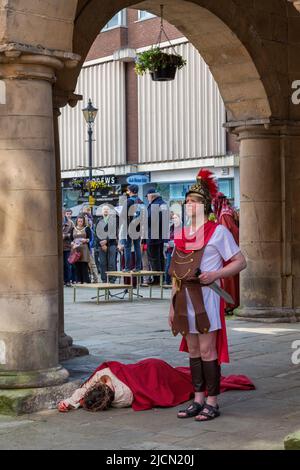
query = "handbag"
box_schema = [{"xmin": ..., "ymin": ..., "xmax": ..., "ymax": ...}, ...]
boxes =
[{"xmin": 68, "ymin": 249, "xmax": 81, "ymax": 264}]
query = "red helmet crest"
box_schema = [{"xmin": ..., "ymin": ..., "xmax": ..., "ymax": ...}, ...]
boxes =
[{"xmin": 197, "ymin": 169, "xmax": 218, "ymax": 199}]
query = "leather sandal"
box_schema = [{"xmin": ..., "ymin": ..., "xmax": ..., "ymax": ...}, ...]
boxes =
[
  {"xmin": 195, "ymin": 403, "xmax": 220, "ymax": 421},
  {"xmin": 177, "ymin": 401, "xmax": 204, "ymax": 419}
]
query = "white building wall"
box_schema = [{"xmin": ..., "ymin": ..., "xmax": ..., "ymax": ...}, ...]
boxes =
[
  {"xmin": 138, "ymin": 42, "xmax": 226, "ymax": 164},
  {"xmin": 59, "ymin": 41, "xmax": 227, "ymax": 173},
  {"xmin": 59, "ymin": 60, "xmax": 126, "ymax": 172}
]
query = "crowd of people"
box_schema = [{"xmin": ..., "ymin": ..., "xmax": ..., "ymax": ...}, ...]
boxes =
[
  {"xmin": 63, "ymin": 184, "xmax": 176, "ymax": 287},
  {"xmin": 62, "ymin": 182, "xmax": 240, "ymax": 311}
]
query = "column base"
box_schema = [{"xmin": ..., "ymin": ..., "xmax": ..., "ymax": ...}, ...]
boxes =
[
  {"xmin": 0, "ymin": 366, "xmax": 69, "ymax": 389},
  {"xmin": 235, "ymin": 307, "xmax": 300, "ymax": 323},
  {"xmin": 59, "ymin": 333, "xmax": 89, "ymax": 361},
  {"xmin": 0, "ymin": 379, "xmax": 81, "ymax": 416},
  {"xmin": 59, "ymin": 345, "xmax": 90, "ymax": 361}
]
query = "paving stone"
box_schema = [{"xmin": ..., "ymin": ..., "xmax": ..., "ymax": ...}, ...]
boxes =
[{"xmin": 1, "ymin": 288, "xmax": 300, "ymax": 449}]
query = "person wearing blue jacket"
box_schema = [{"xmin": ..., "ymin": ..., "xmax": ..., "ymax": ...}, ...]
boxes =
[{"xmin": 120, "ymin": 184, "xmax": 143, "ymax": 272}]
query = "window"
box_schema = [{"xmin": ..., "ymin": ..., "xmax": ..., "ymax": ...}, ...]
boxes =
[
  {"xmin": 102, "ymin": 10, "xmax": 127, "ymax": 31},
  {"xmin": 217, "ymin": 178, "xmax": 234, "ymax": 199},
  {"xmin": 170, "ymin": 183, "xmax": 192, "ymax": 200},
  {"xmin": 138, "ymin": 10, "xmax": 156, "ymax": 21}
]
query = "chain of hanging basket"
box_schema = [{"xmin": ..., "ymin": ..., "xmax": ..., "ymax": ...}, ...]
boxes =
[
  {"xmin": 134, "ymin": 5, "xmax": 186, "ymax": 80},
  {"xmin": 155, "ymin": 4, "xmax": 179, "ymax": 55}
]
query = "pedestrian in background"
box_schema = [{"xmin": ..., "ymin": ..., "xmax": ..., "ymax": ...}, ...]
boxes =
[
  {"xmin": 71, "ymin": 214, "xmax": 91, "ymax": 284},
  {"xmin": 62, "ymin": 209, "xmax": 74, "ymax": 287},
  {"xmin": 120, "ymin": 184, "xmax": 143, "ymax": 272},
  {"xmin": 146, "ymin": 188, "xmax": 169, "ymax": 285},
  {"xmin": 96, "ymin": 205, "xmax": 118, "ymax": 283},
  {"xmin": 164, "ymin": 212, "xmax": 181, "ymax": 286},
  {"xmin": 83, "ymin": 206, "xmax": 99, "ymax": 284}
]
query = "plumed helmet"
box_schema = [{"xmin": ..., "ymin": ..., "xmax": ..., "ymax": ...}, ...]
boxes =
[{"xmin": 186, "ymin": 169, "xmax": 218, "ymax": 213}]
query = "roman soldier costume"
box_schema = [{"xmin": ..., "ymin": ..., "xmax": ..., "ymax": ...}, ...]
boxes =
[{"xmin": 169, "ymin": 169, "xmax": 242, "ymax": 417}]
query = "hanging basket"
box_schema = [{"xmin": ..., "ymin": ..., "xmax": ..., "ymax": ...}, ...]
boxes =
[
  {"xmin": 134, "ymin": 6, "xmax": 186, "ymax": 82},
  {"xmin": 151, "ymin": 64, "xmax": 177, "ymax": 82}
]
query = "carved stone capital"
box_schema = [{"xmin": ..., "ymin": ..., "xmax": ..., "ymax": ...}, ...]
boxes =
[
  {"xmin": 225, "ymin": 120, "xmax": 300, "ymax": 140},
  {"xmin": 53, "ymin": 87, "xmax": 83, "ymax": 110},
  {"xmin": 0, "ymin": 42, "xmax": 81, "ymax": 82}
]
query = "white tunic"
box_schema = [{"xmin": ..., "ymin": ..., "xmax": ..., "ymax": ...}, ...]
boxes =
[
  {"xmin": 64, "ymin": 368, "xmax": 133, "ymax": 409},
  {"xmin": 186, "ymin": 225, "xmax": 240, "ymax": 333}
]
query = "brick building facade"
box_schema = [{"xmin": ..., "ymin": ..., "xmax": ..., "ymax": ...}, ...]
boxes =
[{"xmin": 60, "ymin": 9, "xmax": 240, "ymax": 209}]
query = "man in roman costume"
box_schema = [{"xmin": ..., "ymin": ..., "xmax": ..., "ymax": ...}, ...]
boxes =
[{"xmin": 169, "ymin": 169, "xmax": 247, "ymax": 421}]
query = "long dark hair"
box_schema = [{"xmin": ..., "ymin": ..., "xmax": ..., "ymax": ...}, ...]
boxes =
[
  {"xmin": 76, "ymin": 214, "xmax": 87, "ymax": 228},
  {"xmin": 82, "ymin": 383, "xmax": 115, "ymax": 412}
]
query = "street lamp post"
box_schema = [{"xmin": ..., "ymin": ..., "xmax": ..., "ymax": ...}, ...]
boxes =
[{"xmin": 82, "ymin": 99, "xmax": 98, "ymax": 209}]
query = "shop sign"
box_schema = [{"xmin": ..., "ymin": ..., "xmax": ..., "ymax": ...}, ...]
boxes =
[{"xmin": 127, "ymin": 174, "xmax": 150, "ymax": 185}]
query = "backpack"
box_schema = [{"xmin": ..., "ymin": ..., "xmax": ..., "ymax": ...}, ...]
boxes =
[{"xmin": 129, "ymin": 195, "xmax": 144, "ymax": 220}]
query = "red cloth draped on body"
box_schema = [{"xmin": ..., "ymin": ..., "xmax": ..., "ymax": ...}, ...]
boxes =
[
  {"xmin": 89, "ymin": 358, "xmax": 255, "ymax": 411},
  {"xmin": 174, "ymin": 220, "xmax": 229, "ymax": 364}
]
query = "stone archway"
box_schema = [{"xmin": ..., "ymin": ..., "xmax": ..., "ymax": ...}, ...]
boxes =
[
  {"xmin": 61, "ymin": 0, "xmax": 285, "ymax": 121},
  {"xmin": 0, "ymin": 0, "xmax": 300, "ymax": 400},
  {"xmin": 62, "ymin": 0, "xmax": 300, "ymax": 321}
]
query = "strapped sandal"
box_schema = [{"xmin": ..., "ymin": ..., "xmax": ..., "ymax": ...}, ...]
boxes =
[
  {"xmin": 195, "ymin": 403, "xmax": 220, "ymax": 421},
  {"xmin": 177, "ymin": 401, "xmax": 204, "ymax": 419}
]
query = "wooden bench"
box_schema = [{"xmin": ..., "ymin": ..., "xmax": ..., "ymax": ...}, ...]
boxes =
[
  {"xmin": 106, "ymin": 271, "xmax": 165, "ymax": 299},
  {"xmin": 73, "ymin": 283, "xmax": 133, "ymax": 304}
]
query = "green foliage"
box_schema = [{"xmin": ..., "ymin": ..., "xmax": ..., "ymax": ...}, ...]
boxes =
[
  {"xmin": 208, "ymin": 213, "xmax": 217, "ymax": 222},
  {"xmin": 134, "ymin": 47, "xmax": 186, "ymax": 76}
]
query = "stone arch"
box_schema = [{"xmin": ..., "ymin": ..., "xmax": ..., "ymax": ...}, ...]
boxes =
[
  {"xmin": 1, "ymin": 0, "xmax": 300, "ymax": 402},
  {"xmin": 56, "ymin": 0, "xmax": 290, "ymax": 123},
  {"xmin": 0, "ymin": 0, "xmax": 77, "ymax": 52}
]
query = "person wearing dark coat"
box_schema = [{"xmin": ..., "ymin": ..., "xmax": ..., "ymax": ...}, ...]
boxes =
[
  {"xmin": 120, "ymin": 184, "xmax": 143, "ymax": 272},
  {"xmin": 146, "ymin": 188, "xmax": 169, "ymax": 285},
  {"xmin": 96, "ymin": 205, "xmax": 118, "ymax": 283}
]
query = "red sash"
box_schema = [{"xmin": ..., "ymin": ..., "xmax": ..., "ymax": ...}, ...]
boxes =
[{"xmin": 174, "ymin": 220, "xmax": 217, "ymax": 253}]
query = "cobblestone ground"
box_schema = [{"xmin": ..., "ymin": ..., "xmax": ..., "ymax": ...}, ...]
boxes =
[{"xmin": 0, "ymin": 287, "xmax": 300, "ymax": 450}]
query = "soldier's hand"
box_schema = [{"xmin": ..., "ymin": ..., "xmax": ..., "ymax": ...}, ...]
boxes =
[{"xmin": 199, "ymin": 271, "xmax": 218, "ymax": 285}]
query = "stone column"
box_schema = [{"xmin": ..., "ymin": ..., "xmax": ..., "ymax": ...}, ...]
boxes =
[
  {"xmin": 282, "ymin": 125, "xmax": 300, "ymax": 316},
  {"xmin": 234, "ymin": 124, "xmax": 300, "ymax": 322},
  {"xmin": 0, "ymin": 51, "xmax": 72, "ymax": 388},
  {"xmin": 53, "ymin": 91, "xmax": 89, "ymax": 361},
  {"xmin": 53, "ymin": 105, "xmax": 72, "ymax": 360}
]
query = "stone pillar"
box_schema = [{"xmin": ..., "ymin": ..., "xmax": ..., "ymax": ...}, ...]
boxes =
[
  {"xmin": 234, "ymin": 124, "xmax": 300, "ymax": 322},
  {"xmin": 53, "ymin": 105, "xmax": 72, "ymax": 360},
  {"xmin": 53, "ymin": 91, "xmax": 89, "ymax": 361},
  {"xmin": 0, "ymin": 51, "xmax": 71, "ymax": 388},
  {"xmin": 283, "ymin": 126, "xmax": 300, "ymax": 316}
]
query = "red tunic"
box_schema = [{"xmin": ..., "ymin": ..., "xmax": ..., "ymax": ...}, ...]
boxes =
[{"xmin": 89, "ymin": 358, "xmax": 255, "ymax": 411}]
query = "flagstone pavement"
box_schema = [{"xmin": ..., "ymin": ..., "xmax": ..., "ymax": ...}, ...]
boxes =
[{"xmin": 0, "ymin": 287, "xmax": 300, "ymax": 450}]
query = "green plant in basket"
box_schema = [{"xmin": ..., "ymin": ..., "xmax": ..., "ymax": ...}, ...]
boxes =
[{"xmin": 134, "ymin": 47, "xmax": 186, "ymax": 76}]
